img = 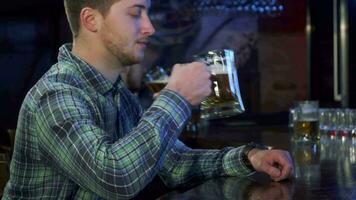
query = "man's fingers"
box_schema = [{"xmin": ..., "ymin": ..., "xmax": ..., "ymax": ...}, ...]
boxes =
[
  {"xmin": 280, "ymin": 154, "xmax": 295, "ymax": 178},
  {"xmin": 250, "ymin": 149, "xmax": 294, "ymax": 181},
  {"xmin": 269, "ymin": 162, "xmax": 294, "ymax": 181},
  {"xmin": 265, "ymin": 152, "xmax": 294, "ymax": 181},
  {"xmin": 273, "ymin": 151, "xmax": 295, "ymax": 179},
  {"xmin": 263, "ymin": 165, "xmax": 281, "ymax": 178},
  {"xmin": 278, "ymin": 165, "xmax": 293, "ymax": 180}
]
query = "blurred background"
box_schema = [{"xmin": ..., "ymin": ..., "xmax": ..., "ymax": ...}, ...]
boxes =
[{"xmin": 0, "ymin": 0, "xmax": 355, "ymax": 138}]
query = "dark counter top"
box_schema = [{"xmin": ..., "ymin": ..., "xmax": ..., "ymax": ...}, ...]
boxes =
[{"xmin": 161, "ymin": 123, "xmax": 356, "ymax": 200}]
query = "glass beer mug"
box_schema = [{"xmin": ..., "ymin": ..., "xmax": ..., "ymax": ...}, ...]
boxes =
[
  {"xmin": 194, "ymin": 49, "xmax": 245, "ymax": 119},
  {"xmin": 293, "ymin": 101, "xmax": 320, "ymax": 141},
  {"xmin": 145, "ymin": 66, "xmax": 169, "ymax": 94}
]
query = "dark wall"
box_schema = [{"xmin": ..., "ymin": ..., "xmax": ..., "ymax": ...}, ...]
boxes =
[
  {"xmin": 349, "ymin": 0, "xmax": 356, "ymax": 107},
  {"xmin": 0, "ymin": 2, "xmax": 71, "ymax": 133},
  {"xmin": 0, "ymin": 1, "xmax": 306, "ymax": 134},
  {"xmin": 309, "ymin": 0, "xmax": 355, "ymax": 108}
]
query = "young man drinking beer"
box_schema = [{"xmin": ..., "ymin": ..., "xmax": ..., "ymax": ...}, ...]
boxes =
[{"xmin": 2, "ymin": 0, "xmax": 294, "ymax": 199}]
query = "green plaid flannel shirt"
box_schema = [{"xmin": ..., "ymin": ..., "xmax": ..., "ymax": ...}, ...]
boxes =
[{"xmin": 2, "ymin": 44, "xmax": 253, "ymax": 200}]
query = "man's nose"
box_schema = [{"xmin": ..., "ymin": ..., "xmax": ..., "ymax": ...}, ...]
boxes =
[{"xmin": 141, "ymin": 13, "xmax": 155, "ymax": 36}]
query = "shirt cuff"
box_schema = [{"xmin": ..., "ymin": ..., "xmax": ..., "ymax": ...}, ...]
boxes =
[
  {"xmin": 222, "ymin": 146, "xmax": 256, "ymax": 177},
  {"xmin": 151, "ymin": 89, "xmax": 192, "ymax": 130}
]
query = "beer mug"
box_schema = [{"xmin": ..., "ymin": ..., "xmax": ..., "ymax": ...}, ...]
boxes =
[
  {"xmin": 145, "ymin": 66, "xmax": 169, "ymax": 94},
  {"xmin": 293, "ymin": 101, "xmax": 320, "ymax": 141},
  {"xmin": 194, "ymin": 49, "xmax": 245, "ymax": 119}
]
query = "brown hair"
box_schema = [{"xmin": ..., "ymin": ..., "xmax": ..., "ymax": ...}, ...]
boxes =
[{"xmin": 64, "ymin": 0, "xmax": 118, "ymax": 38}]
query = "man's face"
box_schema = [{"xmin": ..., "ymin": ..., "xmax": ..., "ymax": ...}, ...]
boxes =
[{"xmin": 98, "ymin": 0, "xmax": 155, "ymax": 66}]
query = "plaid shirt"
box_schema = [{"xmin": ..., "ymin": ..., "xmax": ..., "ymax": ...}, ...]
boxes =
[{"xmin": 2, "ymin": 44, "xmax": 253, "ymax": 200}]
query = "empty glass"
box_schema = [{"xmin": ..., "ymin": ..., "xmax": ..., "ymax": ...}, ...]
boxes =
[
  {"xmin": 345, "ymin": 109, "xmax": 356, "ymax": 131},
  {"xmin": 289, "ymin": 107, "xmax": 297, "ymax": 128},
  {"xmin": 318, "ymin": 108, "xmax": 356, "ymax": 136},
  {"xmin": 319, "ymin": 109, "xmax": 333, "ymax": 131}
]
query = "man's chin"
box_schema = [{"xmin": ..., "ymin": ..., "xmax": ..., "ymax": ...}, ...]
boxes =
[
  {"xmin": 134, "ymin": 51, "xmax": 145, "ymax": 63},
  {"xmin": 121, "ymin": 56, "xmax": 142, "ymax": 67},
  {"xmin": 117, "ymin": 49, "xmax": 145, "ymax": 66}
]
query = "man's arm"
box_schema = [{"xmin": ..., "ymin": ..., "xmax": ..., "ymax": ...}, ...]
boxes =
[
  {"xmin": 158, "ymin": 141, "xmax": 294, "ymax": 188},
  {"xmin": 158, "ymin": 140, "xmax": 255, "ymax": 188},
  {"xmin": 35, "ymin": 87, "xmax": 190, "ymax": 200}
]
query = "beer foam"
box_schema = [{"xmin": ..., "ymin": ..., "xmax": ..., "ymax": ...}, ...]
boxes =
[
  {"xmin": 299, "ymin": 118, "xmax": 318, "ymax": 122},
  {"xmin": 209, "ymin": 64, "xmax": 228, "ymax": 74},
  {"xmin": 149, "ymin": 80, "xmax": 168, "ymax": 83}
]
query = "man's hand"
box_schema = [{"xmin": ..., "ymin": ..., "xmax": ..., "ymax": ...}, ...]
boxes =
[
  {"xmin": 248, "ymin": 149, "xmax": 294, "ymax": 181},
  {"xmin": 166, "ymin": 62, "xmax": 212, "ymax": 106}
]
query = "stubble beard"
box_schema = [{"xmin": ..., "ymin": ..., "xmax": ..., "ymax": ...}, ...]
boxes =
[
  {"xmin": 102, "ymin": 24, "xmax": 142, "ymax": 67},
  {"xmin": 107, "ymin": 40, "xmax": 140, "ymax": 67}
]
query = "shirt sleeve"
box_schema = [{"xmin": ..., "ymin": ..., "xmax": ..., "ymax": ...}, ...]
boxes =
[
  {"xmin": 158, "ymin": 140, "xmax": 255, "ymax": 189},
  {"xmin": 35, "ymin": 87, "xmax": 191, "ymax": 200}
]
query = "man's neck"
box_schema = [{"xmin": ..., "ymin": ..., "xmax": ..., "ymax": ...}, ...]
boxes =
[{"xmin": 72, "ymin": 38, "xmax": 125, "ymax": 84}]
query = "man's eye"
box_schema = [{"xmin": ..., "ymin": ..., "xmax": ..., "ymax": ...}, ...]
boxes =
[{"xmin": 129, "ymin": 8, "xmax": 142, "ymax": 17}]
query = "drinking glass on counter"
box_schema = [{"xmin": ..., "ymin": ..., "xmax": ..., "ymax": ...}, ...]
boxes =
[
  {"xmin": 291, "ymin": 105, "xmax": 356, "ymax": 138},
  {"xmin": 293, "ymin": 101, "xmax": 320, "ymax": 141},
  {"xmin": 319, "ymin": 108, "xmax": 356, "ymax": 136},
  {"xmin": 319, "ymin": 108, "xmax": 332, "ymax": 131},
  {"xmin": 340, "ymin": 109, "xmax": 356, "ymax": 133},
  {"xmin": 194, "ymin": 49, "xmax": 245, "ymax": 119}
]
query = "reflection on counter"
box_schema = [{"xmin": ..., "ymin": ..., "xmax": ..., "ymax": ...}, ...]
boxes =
[
  {"xmin": 163, "ymin": 127, "xmax": 356, "ymax": 200},
  {"xmin": 159, "ymin": 176, "xmax": 294, "ymax": 200},
  {"xmin": 291, "ymin": 133, "xmax": 355, "ymax": 199}
]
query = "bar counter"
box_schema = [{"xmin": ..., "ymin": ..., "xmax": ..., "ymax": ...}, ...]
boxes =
[{"xmin": 158, "ymin": 119, "xmax": 356, "ymax": 200}]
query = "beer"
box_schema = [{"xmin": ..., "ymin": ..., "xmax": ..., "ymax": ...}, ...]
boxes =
[
  {"xmin": 200, "ymin": 72, "xmax": 243, "ymax": 119},
  {"xmin": 194, "ymin": 49, "xmax": 245, "ymax": 119},
  {"xmin": 293, "ymin": 142, "xmax": 320, "ymax": 165},
  {"xmin": 201, "ymin": 73, "xmax": 236, "ymax": 108},
  {"xmin": 146, "ymin": 80, "xmax": 167, "ymax": 93},
  {"xmin": 293, "ymin": 119, "xmax": 320, "ymax": 140}
]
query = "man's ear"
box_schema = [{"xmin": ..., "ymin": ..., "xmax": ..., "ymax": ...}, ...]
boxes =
[{"xmin": 79, "ymin": 7, "xmax": 101, "ymax": 33}]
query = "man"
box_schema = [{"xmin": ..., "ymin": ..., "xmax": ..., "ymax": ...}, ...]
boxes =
[{"xmin": 2, "ymin": 0, "xmax": 294, "ymax": 199}]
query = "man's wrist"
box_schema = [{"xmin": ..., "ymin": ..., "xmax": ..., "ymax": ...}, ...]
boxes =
[
  {"xmin": 242, "ymin": 142, "xmax": 268, "ymax": 170},
  {"xmin": 149, "ymin": 89, "xmax": 192, "ymax": 131}
]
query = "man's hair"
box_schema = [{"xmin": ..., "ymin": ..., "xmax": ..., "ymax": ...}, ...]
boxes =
[{"xmin": 64, "ymin": 0, "xmax": 118, "ymax": 38}]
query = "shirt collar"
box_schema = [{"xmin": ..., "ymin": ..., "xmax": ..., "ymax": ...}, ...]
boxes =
[{"xmin": 58, "ymin": 43, "xmax": 121, "ymax": 95}]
